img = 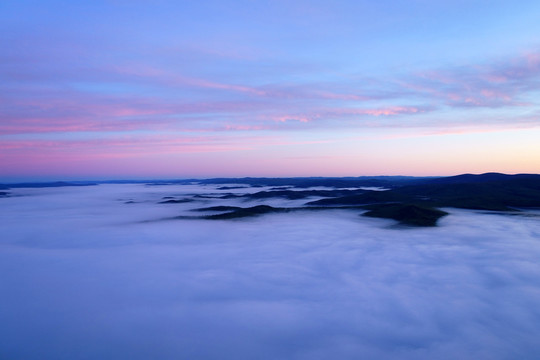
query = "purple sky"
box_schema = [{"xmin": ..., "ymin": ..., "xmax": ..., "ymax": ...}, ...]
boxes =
[{"xmin": 1, "ymin": 0, "xmax": 540, "ymax": 180}]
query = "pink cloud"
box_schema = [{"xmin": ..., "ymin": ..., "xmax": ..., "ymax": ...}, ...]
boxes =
[
  {"xmin": 223, "ymin": 124, "xmax": 268, "ymax": 131},
  {"xmin": 0, "ymin": 91, "xmax": 279, "ymax": 135},
  {"xmin": 110, "ymin": 64, "xmax": 385, "ymax": 103},
  {"xmin": 0, "ymin": 135, "xmax": 255, "ymax": 164},
  {"xmin": 254, "ymin": 106, "xmax": 427, "ymax": 129},
  {"xmin": 479, "ymin": 89, "xmax": 511, "ymax": 101},
  {"xmin": 404, "ymin": 50, "xmax": 540, "ymax": 108},
  {"xmin": 3, "ymin": 49, "xmax": 540, "ymax": 147},
  {"xmin": 359, "ymin": 106, "xmax": 420, "ymax": 116},
  {"xmin": 320, "ymin": 106, "xmax": 425, "ymax": 118},
  {"xmin": 113, "ymin": 64, "xmax": 267, "ymax": 96},
  {"xmin": 312, "ymin": 91, "xmax": 371, "ymax": 101},
  {"xmin": 273, "ymin": 115, "xmax": 312, "ymax": 123}
]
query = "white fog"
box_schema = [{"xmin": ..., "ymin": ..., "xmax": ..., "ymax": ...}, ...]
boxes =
[{"xmin": 1, "ymin": 184, "xmax": 540, "ymax": 359}]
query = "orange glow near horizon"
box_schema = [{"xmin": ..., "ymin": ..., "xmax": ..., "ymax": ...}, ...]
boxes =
[{"xmin": 2, "ymin": 126, "xmax": 538, "ymax": 181}]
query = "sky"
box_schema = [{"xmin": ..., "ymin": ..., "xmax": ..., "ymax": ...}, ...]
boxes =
[{"xmin": 1, "ymin": 0, "xmax": 540, "ymax": 180}]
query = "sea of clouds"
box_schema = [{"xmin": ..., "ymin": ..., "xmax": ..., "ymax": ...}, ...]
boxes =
[{"xmin": 1, "ymin": 184, "xmax": 540, "ymax": 360}]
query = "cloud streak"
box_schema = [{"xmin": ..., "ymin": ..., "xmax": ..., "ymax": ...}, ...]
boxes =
[
  {"xmin": 401, "ymin": 50, "xmax": 540, "ymax": 108},
  {"xmin": 3, "ymin": 50, "xmax": 540, "ymax": 138}
]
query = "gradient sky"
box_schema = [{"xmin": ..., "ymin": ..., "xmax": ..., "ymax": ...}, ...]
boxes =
[{"xmin": 1, "ymin": 0, "xmax": 540, "ymax": 180}]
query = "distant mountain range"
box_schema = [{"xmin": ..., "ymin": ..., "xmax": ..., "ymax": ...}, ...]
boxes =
[
  {"xmin": 2, "ymin": 172, "xmax": 538, "ymax": 189},
  {"xmin": 0, "ymin": 175, "xmax": 426, "ymax": 190}
]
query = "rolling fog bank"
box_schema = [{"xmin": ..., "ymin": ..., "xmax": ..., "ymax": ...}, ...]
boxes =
[{"xmin": 1, "ymin": 184, "xmax": 540, "ymax": 359}]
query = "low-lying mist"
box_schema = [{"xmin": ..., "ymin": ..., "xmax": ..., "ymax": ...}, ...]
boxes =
[{"xmin": 1, "ymin": 184, "xmax": 540, "ymax": 359}]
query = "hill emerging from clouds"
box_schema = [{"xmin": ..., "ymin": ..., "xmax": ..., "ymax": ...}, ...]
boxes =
[{"xmin": 2, "ymin": 172, "xmax": 539, "ymax": 227}]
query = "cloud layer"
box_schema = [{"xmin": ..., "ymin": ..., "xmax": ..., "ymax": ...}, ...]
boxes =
[{"xmin": 1, "ymin": 184, "xmax": 540, "ymax": 359}]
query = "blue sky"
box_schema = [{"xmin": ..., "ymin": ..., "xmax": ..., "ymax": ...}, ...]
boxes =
[{"xmin": 1, "ymin": 0, "xmax": 540, "ymax": 179}]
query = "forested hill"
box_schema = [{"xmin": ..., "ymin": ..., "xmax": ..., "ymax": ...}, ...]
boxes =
[{"xmin": 309, "ymin": 173, "xmax": 540, "ymax": 211}]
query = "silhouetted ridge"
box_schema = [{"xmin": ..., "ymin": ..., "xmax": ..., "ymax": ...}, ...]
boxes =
[
  {"xmin": 308, "ymin": 173, "xmax": 540, "ymax": 212},
  {"xmin": 426, "ymin": 172, "xmax": 540, "ymax": 185},
  {"xmin": 158, "ymin": 198, "xmax": 194, "ymax": 204},
  {"xmin": 362, "ymin": 204, "xmax": 448, "ymax": 227},
  {"xmin": 204, "ymin": 205, "xmax": 285, "ymax": 219},
  {"xmin": 242, "ymin": 189, "xmax": 362, "ymax": 200},
  {"xmin": 193, "ymin": 206, "xmax": 242, "ymax": 212},
  {"xmin": 1, "ymin": 181, "xmax": 97, "ymax": 188},
  {"xmin": 195, "ymin": 176, "xmax": 424, "ymax": 188}
]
